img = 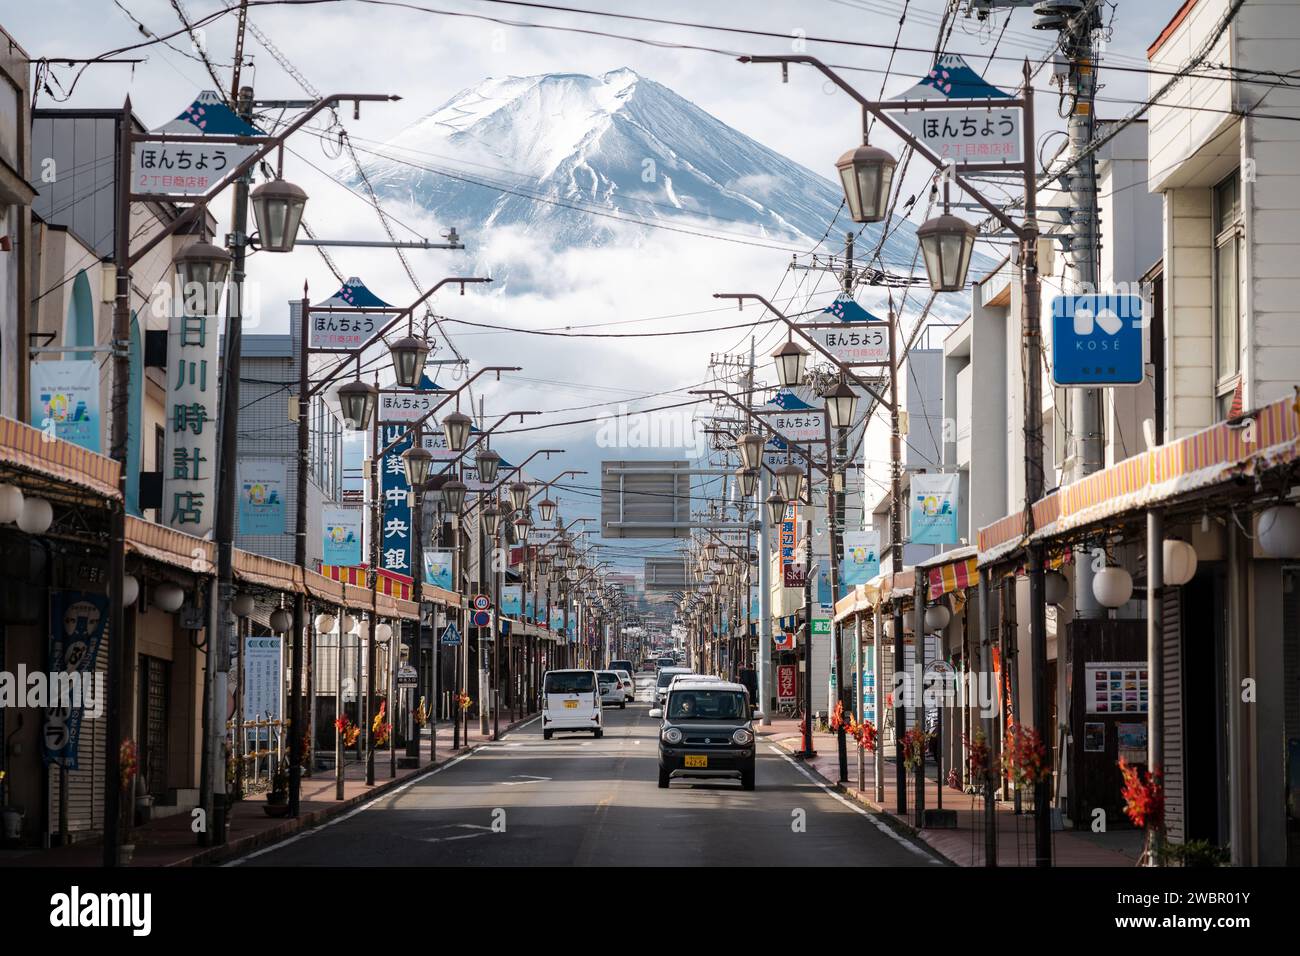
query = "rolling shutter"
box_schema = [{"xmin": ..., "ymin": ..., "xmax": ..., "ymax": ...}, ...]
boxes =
[{"xmin": 1162, "ymin": 584, "xmax": 1185, "ymax": 845}]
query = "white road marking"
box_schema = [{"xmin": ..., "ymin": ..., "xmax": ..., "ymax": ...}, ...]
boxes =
[
  {"xmin": 500, "ymin": 774, "xmax": 552, "ymax": 786},
  {"xmin": 225, "ymin": 746, "xmax": 484, "ymax": 865},
  {"xmin": 767, "ymin": 745, "xmax": 941, "ymax": 864},
  {"xmin": 423, "ymin": 823, "xmax": 492, "ymax": 842}
]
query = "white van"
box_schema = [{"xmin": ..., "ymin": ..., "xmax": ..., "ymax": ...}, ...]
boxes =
[{"xmin": 542, "ymin": 669, "xmax": 603, "ymax": 740}]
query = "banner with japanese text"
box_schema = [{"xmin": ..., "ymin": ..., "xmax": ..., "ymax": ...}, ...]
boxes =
[
  {"xmin": 30, "ymin": 360, "xmax": 100, "ymax": 452},
  {"xmin": 910, "ymin": 472, "xmax": 960, "ymax": 545},
  {"xmin": 379, "ymin": 423, "xmax": 413, "ymax": 577},
  {"xmin": 322, "ymin": 506, "xmax": 363, "ymax": 566},
  {"xmin": 237, "ymin": 459, "xmax": 286, "ymax": 535},
  {"xmin": 841, "ymin": 530, "xmax": 881, "ymax": 587}
]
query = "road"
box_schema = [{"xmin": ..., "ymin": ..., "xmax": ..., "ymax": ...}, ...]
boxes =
[{"xmin": 234, "ymin": 703, "xmax": 941, "ymax": 867}]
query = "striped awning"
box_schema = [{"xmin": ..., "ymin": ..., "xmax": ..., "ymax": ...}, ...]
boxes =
[
  {"xmin": 978, "ymin": 393, "xmax": 1300, "ymax": 562},
  {"xmin": 0, "ymin": 415, "xmax": 121, "ymax": 501},
  {"xmin": 926, "ymin": 554, "xmax": 979, "ymax": 601}
]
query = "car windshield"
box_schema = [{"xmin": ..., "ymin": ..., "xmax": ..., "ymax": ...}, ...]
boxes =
[
  {"xmin": 668, "ymin": 690, "xmax": 747, "ymax": 721},
  {"xmin": 598, "ymin": 672, "xmax": 618, "ymax": 683},
  {"xmin": 657, "ymin": 671, "xmax": 686, "ymax": 689},
  {"xmin": 611, "ymin": 661, "xmax": 633, "ymax": 673},
  {"xmin": 545, "ymin": 672, "xmax": 594, "ymax": 694}
]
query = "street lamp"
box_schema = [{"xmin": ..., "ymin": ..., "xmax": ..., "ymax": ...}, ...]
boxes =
[
  {"xmin": 835, "ymin": 143, "xmax": 897, "ymax": 224},
  {"xmin": 442, "ymin": 409, "xmax": 473, "ymax": 452},
  {"xmin": 173, "ymin": 237, "xmax": 231, "ymax": 317},
  {"xmin": 776, "ymin": 462, "xmax": 803, "ymax": 503},
  {"xmin": 824, "ymin": 379, "xmax": 859, "ymax": 430},
  {"xmin": 441, "ymin": 478, "xmax": 467, "ymax": 514},
  {"xmin": 917, "ymin": 213, "xmax": 978, "ymax": 293},
  {"xmin": 538, "ymin": 497, "xmax": 557, "ymax": 524},
  {"xmin": 482, "ymin": 503, "xmax": 502, "ymax": 537},
  {"xmin": 337, "ymin": 379, "xmax": 378, "ymax": 432},
  {"xmin": 736, "ymin": 432, "xmax": 764, "ymax": 470},
  {"xmin": 401, "ymin": 445, "xmax": 434, "ymax": 487},
  {"xmin": 508, "ymin": 481, "xmax": 530, "ymax": 513},
  {"xmin": 735, "ymin": 466, "xmax": 758, "ymax": 499},
  {"xmin": 389, "ymin": 334, "xmax": 430, "ymax": 389},
  {"xmin": 249, "ymin": 177, "xmax": 308, "ymax": 253},
  {"xmin": 476, "ymin": 448, "xmax": 501, "ymax": 485},
  {"xmin": 771, "ymin": 338, "xmax": 808, "ymax": 388}
]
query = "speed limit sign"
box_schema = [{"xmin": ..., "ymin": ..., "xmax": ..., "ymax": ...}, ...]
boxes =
[{"xmin": 472, "ymin": 594, "xmax": 491, "ymax": 612}]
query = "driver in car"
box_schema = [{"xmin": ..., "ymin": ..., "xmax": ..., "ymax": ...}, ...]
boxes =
[{"xmin": 676, "ymin": 694, "xmax": 696, "ymax": 717}]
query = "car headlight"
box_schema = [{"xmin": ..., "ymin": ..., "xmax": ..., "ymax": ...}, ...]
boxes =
[
  {"xmin": 731, "ymin": 728, "xmax": 754, "ymax": 746},
  {"xmin": 662, "ymin": 727, "xmax": 683, "ymax": 745}
]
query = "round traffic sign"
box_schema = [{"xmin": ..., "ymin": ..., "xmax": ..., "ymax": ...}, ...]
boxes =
[
  {"xmin": 472, "ymin": 594, "xmax": 491, "ymax": 612},
  {"xmin": 472, "ymin": 610, "xmax": 491, "ymax": 628}
]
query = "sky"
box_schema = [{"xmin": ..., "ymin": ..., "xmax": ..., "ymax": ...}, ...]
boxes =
[{"xmin": 13, "ymin": 0, "xmax": 1190, "ymax": 579}]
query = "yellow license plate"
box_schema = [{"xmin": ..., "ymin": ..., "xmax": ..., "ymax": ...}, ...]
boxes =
[
  {"xmin": 564, "ymin": 700, "xmax": 578, "ymax": 709},
  {"xmin": 684, "ymin": 755, "xmax": 708, "ymax": 768}
]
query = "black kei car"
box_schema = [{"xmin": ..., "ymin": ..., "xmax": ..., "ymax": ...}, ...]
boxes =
[{"xmin": 651, "ymin": 679, "xmax": 756, "ymax": 791}]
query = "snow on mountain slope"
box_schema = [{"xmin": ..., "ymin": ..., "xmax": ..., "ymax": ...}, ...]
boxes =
[{"xmin": 353, "ymin": 68, "xmax": 934, "ymax": 272}]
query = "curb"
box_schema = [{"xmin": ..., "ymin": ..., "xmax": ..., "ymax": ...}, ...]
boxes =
[
  {"xmin": 173, "ymin": 713, "xmax": 539, "ymax": 867},
  {"xmin": 764, "ymin": 732, "xmax": 956, "ymax": 866}
]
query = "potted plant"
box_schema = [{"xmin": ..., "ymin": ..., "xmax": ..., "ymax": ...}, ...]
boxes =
[
  {"xmin": 264, "ymin": 760, "xmax": 291, "ymax": 818},
  {"xmin": 119, "ymin": 739, "xmax": 138, "ymax": 864}
]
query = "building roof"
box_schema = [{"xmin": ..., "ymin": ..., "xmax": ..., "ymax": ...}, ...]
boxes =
[{"xmin": 1148, "ymin": 0, "xmax": 1201, "ymax": 59}]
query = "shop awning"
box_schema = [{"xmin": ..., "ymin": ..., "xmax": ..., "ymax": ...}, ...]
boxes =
[
  {"xmin": 126, "ymin": 516, "xmax": 216, "ymax": 574},
  {"xmin": 0, "ymin": 416, "xmax": 121, "ymax": 502},
  {"xmin": 833, "ymin": 568, "xmax": 917, "ymax": 623},
  {"xmin": 977, "ymin": 393, "xmax": 1300, "ymax": 563},
  {"xmin": 915, "ymin": 545, "xmax": 980, "ymax": 602}
]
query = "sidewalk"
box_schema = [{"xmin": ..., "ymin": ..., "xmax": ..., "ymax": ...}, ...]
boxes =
[
  {"xmin": 0, "ymin": 711, "xmax": 538, "ymax": 868},
  {"xmin": 758, "ymin": 717, "xmax": 1142, "ymax": 867}
]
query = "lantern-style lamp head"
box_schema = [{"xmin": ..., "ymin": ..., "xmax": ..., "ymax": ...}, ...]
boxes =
[
  {"xmin": 736, "ymin": 432, "xmax": 764, "ymax": 471},
  {"xmin": 835, "ymin": 143, "xmax": 897, "ymax": 224},
  {"xmin": 390, "ymin": 335, "xmax": 430, "ymax": 389},
  {"xmin": 771, "ymin": 339, "xmax": 808, "ymax": 388},
  {"xmin": 735, "ymin": 467, "xmax": 758, "ymax": 499},
  {"xmin": 249, "ymin": 177, "xmax": 307, "ymax": 253},
  {"xmin": 508, "ymin": 481, "xmax": 530, "ymax": 513},
  {"xmin": 476, "ymin": 448, "xmax": 501, "ymax": 485},
  {"xmin": 482, "ymin": 503, "xmax": 502, "ymax": 537},
  {"xmin": 337, "ymin": 380, "xmax": 378, "ymax": 432},
  {"xmin": 917, "ymin": 213, "xmax": 977, "ymax": 293},
  {"xmin": 442, "ymin": 410, "xmax": 473, "ymax": 452},
  {"xmin": 765, "ymin": 489, "xmax": 785, "ymax": 527},
  {"xmin": 441, "ymin": 478, "xmax": 467, "ymax": 514},
  {"xmin": 538, "ymin": 497, "xmax": 557, "ymax": 524},
  {"xmin": 173, "ymin": 238, "xmax": 231, "ymax": 317},
  {"xmin": 776, "ymin": 462, "xmax": 803, "ymax": 503},
  {"xmin": 825, "ymin": 380, "xmax": 859, "ymax": 430},
  {"xmin": 401, "ymin": 445, "xmax": 433, "ymax": 487}
]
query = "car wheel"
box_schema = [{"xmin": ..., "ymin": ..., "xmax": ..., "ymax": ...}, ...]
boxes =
[
  {"xmin": 741, "ymin": 766, "xmax": 755, "ymax": 791},
  {"xmin": 594, "ymin": 729, "xmax": 603, "ymax": 739},
  {"xmin": 543, "ymin": 729, "xmax": 553, "ymax": 740},
  {"xmin": 620, "ymin": 701, "xmax": 626, "ymax": 709},
  {"xmin": 658, "ymin": 767, "xmax": 670, "ymax": 789}
]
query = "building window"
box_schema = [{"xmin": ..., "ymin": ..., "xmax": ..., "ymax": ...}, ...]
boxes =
[{"xmin": 1212, "ymin": 171, "xmax": 1242, "ymax": 414}]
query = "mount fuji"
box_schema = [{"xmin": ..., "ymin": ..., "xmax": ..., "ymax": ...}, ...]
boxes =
[{"xmin": 351, "ymin": 68, "xmax": 934, "ymax": 283}]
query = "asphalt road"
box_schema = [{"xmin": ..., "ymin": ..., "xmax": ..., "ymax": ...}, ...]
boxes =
[{"xmin": 233, "ymin": 702, "xmax": 941, "ymax": 867}]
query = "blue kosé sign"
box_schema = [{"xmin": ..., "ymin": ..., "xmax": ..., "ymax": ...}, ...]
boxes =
[{"xmin": 1051, "ymin": 294, "xmax": 1144, "ymax": 386}]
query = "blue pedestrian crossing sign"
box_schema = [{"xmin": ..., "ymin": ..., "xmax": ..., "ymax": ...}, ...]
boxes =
[
  {"xmin": 1051, "ymin": 294, "xmax": 1145, "ymax": 386},
  {"xmin": 439, "ymin": 622, "xmax": 462, "ymax": 646}
]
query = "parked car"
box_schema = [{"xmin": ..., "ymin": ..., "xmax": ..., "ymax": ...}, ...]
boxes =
[
  {"xmin": 598, "ymin": 670, "xmax": 627, "ymax": 709},
  {"xmin": 542, "ymin": 669, "xmax": 602, "ymax": 739},
  {"xmin": 651, "ymin": 680, "xmax": 756, "ymax": 791}
]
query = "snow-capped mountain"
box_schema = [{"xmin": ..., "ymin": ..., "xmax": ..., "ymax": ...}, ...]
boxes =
[{"xmin": 352, "ymin": 68, "xmax": 929, "ymax": 275}]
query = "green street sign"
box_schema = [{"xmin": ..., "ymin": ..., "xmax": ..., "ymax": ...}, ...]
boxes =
[{"xmin": 812, "ymin": 619, "xmax": 831, "ymax": 635}]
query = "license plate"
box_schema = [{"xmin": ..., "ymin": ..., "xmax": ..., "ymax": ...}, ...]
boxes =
[
  {"xmin": 684, "ymin": 755, "xmax": 707, "ymax": 768},
  {"xmin": 564, "ymin": 700, "xmax": 578, "ymax": 709}
]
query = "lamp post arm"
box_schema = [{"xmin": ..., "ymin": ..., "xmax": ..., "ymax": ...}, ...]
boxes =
[
  {"xmin": 714, "ymin": 291, "xmax": 892, "ymax": 410},
  {"xmin": 127, "ymin": 93, "xmax": 400, "ymax": 267},
  {"xmin": 740, "ymin": 55, "xmax": 1024, "ymax": 237},
  {"xmin": 305, "ymin": 278, "xmax": 494, "ymax": 399}
]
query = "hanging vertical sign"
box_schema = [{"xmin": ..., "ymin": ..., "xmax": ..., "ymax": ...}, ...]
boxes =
[
  {"xmin": 29, "ymin": 360, "xmax": 100, "ymax": 452},
  {"xmin": 242, "ymin": 636, "xmax": 283, "ymax": 722},
  {"xmin": 379, "ymin": 423, "xmax": 412, "ymax": 578},
  {"xmin": 423, "ymin": 549, "xmax": 453, "ymax": 590},
  {"xmin": 42, "ymin": 591, "xmax": 109, "ymax": 769},
  {"xmin": 501, "ymin": 585, "xmax": 523, "ymax": 618},
  {"xmin": 237, "ymin": 459, "xmax": 286, "ymax": 535},
  {"xmin": 909, "ymin": 472, "xmax": 960, "ymax": 545},
  {"xmin": 163, "ymin": 299, "xmax": 218, "ymax": 536},
  {"xmin": 841, "ymin": 530, "xmax": 881, "ymax": 586},
  {"xmin": 781, "ymin": 503, "xmax": 803, "ymax": 588},
  {"xmin": 322, "ymin": 505, "xmax": 363, "ymax": 566}
]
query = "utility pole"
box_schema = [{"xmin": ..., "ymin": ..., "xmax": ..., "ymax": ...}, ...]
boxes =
[
  {"xmin": 830, "ymin": 231, "xmax": 853, "ymax": 784},
  {"xmin": 888, "ymin": 298, "xmax": 907, "ymax": 818}
]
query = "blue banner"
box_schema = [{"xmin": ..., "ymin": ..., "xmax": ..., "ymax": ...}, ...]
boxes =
[
  {"xmin": 910, "ymin": 472, "xmax": 960, "ymax": 545},
  {"xmin": 44, "ymin": 591, "xmax": 110, "ymax": 769},
  {"xmin": 841, "ymin": 531, "xmax": 881, "ymax": 587},
  {"xmin": 423, "ymin": 549, "xmax": 453, "ymax": 590},
  {"xmin": 237, "ymin": 459, "xmax": 285, "ymax": 535},
  {"xmin": 322, "ymin": 506, "xmax": 363, "ymax": 566},
  {"xmin": 501, "ymin": 585, "xmax": 523, "ymax": 617},
  {"xmin": 379, "ymin": 424, "xmax": 413, "ymax": 577}
]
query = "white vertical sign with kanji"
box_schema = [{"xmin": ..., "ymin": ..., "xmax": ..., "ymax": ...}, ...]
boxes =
[{"xmin": 163, "ymin": 305, "xmax": 218, "ymax": 536}]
